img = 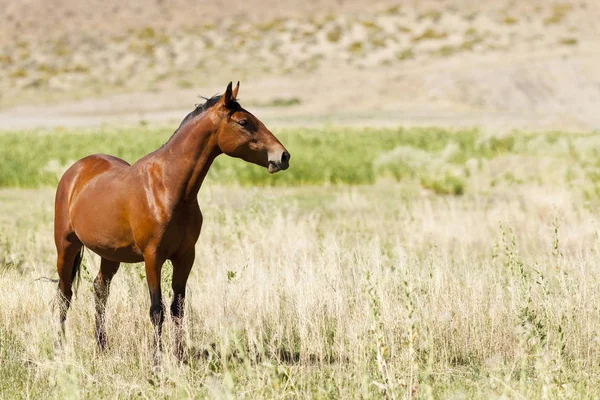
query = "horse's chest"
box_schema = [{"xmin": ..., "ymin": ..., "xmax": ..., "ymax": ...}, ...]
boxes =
[{"xmin": 158, "ymin": 206, "xmax": 203, "ymax": 255}]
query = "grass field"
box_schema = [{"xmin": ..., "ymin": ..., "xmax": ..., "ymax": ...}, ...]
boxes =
[{"xmin": 2, "ymin": 126, "xmax": 600, "ymax": 398}]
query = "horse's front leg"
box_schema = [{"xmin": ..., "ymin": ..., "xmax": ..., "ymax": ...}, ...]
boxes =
[
  {"xmin": 144, "ymin": 250, "xmax": 165, "ymax": 366},
  {"xmin": 170, "ymin": 250, "xmax": 195, "ymax": 361}
]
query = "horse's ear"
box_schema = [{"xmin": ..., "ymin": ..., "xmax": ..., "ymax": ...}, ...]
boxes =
[
  {"xmin": 232, "ymin": 81, "xmax": 240, "ymax": 100},
  {"xmin": 220, "ymin": 81, "xmax": 233, "ymax": 105}
]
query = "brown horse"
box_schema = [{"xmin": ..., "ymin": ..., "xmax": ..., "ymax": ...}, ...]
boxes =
[{"xmin": 54, "ymin": 82, "xmax": 290, "ymax": 362}]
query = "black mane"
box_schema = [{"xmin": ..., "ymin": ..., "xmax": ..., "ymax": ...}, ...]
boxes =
[
  {"xmin": 176, "ymin": 94, "xmax": 221, "ymax": 132},
  {"xmin": 161, "ymin": 94, "xmax": 241, "ymax": 147},
  {"xmin": 175, "ymin": 94, "xmax": 241, "ymax": 132}
]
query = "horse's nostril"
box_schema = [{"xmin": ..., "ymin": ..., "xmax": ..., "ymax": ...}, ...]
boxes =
[{"xmin": 282, "ymin": 151, "xmax": 290, "ymax": 164}]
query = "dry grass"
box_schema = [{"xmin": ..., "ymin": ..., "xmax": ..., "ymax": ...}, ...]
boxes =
[
  {"xmin": 3, "ymin": 126, "xmax": 600, "ymax": 397},
  {"xmin": 2, "ymin": 171, "xmax": 600, "ymax": 397}
]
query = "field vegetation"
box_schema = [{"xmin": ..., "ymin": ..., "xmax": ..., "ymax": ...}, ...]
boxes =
[{"xmin": 2, "ymin": 126, "xmax": 600, "ymax": 398}]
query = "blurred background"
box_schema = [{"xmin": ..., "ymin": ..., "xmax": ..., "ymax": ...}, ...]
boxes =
[{"xmin": 1, "ymin": 0, "xmax": 599, "ymax": 131}]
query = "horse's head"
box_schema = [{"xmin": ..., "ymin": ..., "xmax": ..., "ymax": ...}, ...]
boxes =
[{"xmin": 211, "ymin": 82, "xmax": 290, "ymax": 173}]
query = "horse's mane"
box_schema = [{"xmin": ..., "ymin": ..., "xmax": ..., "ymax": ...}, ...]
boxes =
[
  {"xmin": 161, "ymin": 94, "xmax": 241, "ymax": 147},
  {"xmin": 176, "ymin": 94, "xmax": 241, "ymax": 132},
  {"xmin": 175, "ymin": 94, "xmax": 221, "ymax": 132}
]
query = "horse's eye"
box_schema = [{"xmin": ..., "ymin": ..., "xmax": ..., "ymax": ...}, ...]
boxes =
[{"xmin": 238, "ymin": 119, "xmax": 247, "ymax": 127}]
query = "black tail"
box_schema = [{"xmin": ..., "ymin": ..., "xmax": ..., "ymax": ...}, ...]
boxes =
[{"xmin": 72, "ymin": 247, "xmax": 84, "ymax": 296}]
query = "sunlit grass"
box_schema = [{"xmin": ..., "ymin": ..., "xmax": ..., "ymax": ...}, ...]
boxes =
[
  {"xmin": 2, "ymin": 126, "xmax": 600, "ymax": 397},
  {"xmin": 1, "ymin": 178, "xmax": 600, "ymax": 397},
  {"xmin": 1, "ymin": 126, "xmax": 599, "ymax": 198}
]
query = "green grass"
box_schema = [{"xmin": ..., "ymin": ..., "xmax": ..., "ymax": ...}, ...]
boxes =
[
  {"xmin": 0, "ymin": 126, "xmax": 471, "ymax": 188},
  {"xmin": 1, "ymin": 126, "xmax": 600, "ymax": 198}
]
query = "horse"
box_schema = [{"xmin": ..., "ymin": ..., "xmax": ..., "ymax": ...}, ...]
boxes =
[{"xmin": 54, "ymin": 82, "xmax": 290, "ymax": 363}]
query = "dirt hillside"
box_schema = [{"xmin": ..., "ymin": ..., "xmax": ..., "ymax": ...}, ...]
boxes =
[{"xmin": 1, "ymin": 0, "xmax": 599, "ymax": 130}]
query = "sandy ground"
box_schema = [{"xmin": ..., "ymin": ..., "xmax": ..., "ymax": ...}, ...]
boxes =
[
  {"xmin": 1, "ymin": 0, "xmax": 599, "ymax": 131},
  {"xmin": 2, "ymin": 48, "xmax": 599, "ymax": 132}
]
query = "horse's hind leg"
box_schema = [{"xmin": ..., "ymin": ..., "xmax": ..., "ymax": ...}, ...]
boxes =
[
  {"xmin": 94, "ymin": 258, "xmax": 120, "ymax": 350},
  {"xmin": 55, "ymin": 234, "xmax": 83, "ymax": 341}
]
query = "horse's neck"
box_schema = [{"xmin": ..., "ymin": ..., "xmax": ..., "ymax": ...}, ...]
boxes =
[{"xmin": 156, "ymin": 116, "xmax": 221, "ymax": 202}]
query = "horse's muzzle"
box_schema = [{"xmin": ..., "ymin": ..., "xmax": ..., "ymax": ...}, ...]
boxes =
[{"xmin": 268, "ymin": 151, "xmax": 290, "ymax": 173}]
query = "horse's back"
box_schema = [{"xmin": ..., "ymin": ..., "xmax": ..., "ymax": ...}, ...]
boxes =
[
  {"xmin": 58, "ymin": 153, "xmax": 128, "ymax": 193},
  {"xmin": 69, "ymin": 154, "xmax": 130, "ymax": 181}
]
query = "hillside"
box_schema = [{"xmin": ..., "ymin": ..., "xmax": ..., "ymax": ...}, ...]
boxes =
[{"xmin": 1, "ymin": 0, "xmax": 599, "ymax": 130}]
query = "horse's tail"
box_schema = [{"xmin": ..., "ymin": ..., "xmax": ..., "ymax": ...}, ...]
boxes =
[{"xmin": 71, "ymin": 247, "xmax": 84, "ymax": 296}]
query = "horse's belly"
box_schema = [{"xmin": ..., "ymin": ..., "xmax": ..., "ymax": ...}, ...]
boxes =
[
  {"xmin": 74, "ymin": 219, "xmax": 143, "ymax": 263},
  {"xmin": 70, "ymin": 187, "xmax": 142, "ymax": 262},
  {"xmin": 86, "ymin": 244, "xmax": 144, "ymax": 263}
]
